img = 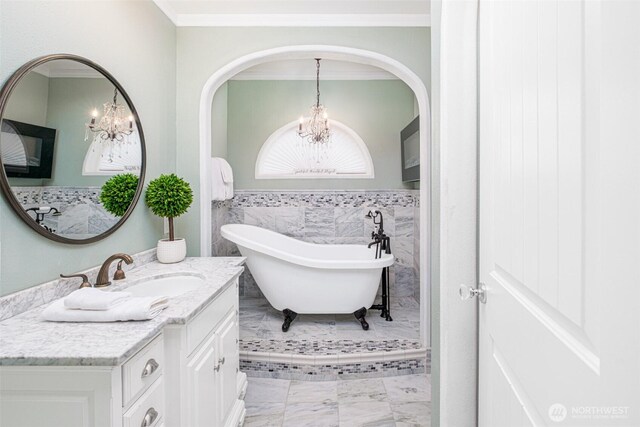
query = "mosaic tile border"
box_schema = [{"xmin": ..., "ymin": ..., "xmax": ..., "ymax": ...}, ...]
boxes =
[
  {"xmin": 0, "ymin": 248, "xmax": 157, "ymax": 322},
  {"xmin": 12, "ymin": 186, "xmax": 103, "ymax": 206},
  {"xmin": 240, "ymin": 357, "xmax": 428, "ymax": 381},
  {"xmin": 214, "ymin": 190, "xmax": 420, "ymax": 209},
  {"xmin": 240, "ymin": 339, "xmax": 422, "ymax": 355}
]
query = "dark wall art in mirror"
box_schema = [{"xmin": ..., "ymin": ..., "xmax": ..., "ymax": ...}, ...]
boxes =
[
  {"xmin": 0, "ymin": 54, "xmax": 146, "ymax": 244},
  {"xmin": 400, "ymin": 115, "xmax": 419, "ymax": 182}
]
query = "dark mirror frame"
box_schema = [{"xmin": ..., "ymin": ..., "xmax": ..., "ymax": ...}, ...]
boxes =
[{"xmin": 0, "ymin": 54, "xmax": 146, "ymax": 244}]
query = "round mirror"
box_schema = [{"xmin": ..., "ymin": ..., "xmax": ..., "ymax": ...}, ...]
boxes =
[{"xmin": 0, "ymin": 54, "xmax": 146, "ymax": 244}]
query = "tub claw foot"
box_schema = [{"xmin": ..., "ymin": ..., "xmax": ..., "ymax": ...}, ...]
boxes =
[
  {"xmin": 282, "ymin": 309, "xmax": 298, "ymax": 332},
  {"xmin": 354, "ymin": 307, "xmax": 369, "ymax": 330}
]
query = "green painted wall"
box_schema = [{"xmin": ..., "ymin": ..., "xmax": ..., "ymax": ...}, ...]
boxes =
[
  {"xmin": 225, "ymin": 79, "xmax": 415, "ymax": 190},
  {"xmin": 177, "ymin": 27, "xmax": 431, "ymax": 254},
  {"xmin": 211, "ymin": 82, "xmax": 228, "ymax": 158},
  {"xmin": 3, "ymin": 71, "xmax": 49, "ymax": 126},
  {"xmin": 0, "ymin": 0, "xmax": 176, "ymax": 295}
]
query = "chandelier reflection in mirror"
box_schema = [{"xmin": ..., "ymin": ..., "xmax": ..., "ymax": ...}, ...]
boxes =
[
  {"xmin": 85, "ymin": 87, "xmax": 135, "ymax": 163},
  {"xmin": 296, "ymin": 58, "xmax": 334, "ymax": 173}
]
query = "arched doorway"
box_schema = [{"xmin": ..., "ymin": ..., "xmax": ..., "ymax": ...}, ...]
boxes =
[{"xmin": 198, "ymin": 45, "xmax": 432, "ymax": 346}]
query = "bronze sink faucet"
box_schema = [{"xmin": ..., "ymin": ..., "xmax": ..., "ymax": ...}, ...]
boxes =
[{"xmin": 95, "ymin": 253, "xmax": 134, "ymax": 287}]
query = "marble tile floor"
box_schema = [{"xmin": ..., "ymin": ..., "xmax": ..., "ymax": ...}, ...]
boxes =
[
  {"xmin": 244, "ymin": 374, "xmax": 431, "ymax": 427},
  {"xmin": 240, "ymin": 296, "xmax": 421, "ymax": 343}
]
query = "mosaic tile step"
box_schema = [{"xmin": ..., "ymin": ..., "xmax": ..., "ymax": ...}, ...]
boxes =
[
  {"xmin": 240, "ymin": 339, "xmax": 422, "ymax": 355},
  {"xmin": 241, "ymin": 358, "xmax": 428, "ymax": 381}
]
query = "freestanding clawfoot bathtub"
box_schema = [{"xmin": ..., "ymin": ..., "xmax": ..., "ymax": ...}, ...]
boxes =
[{"xmin": 221, "ymin": 224, "xmax": 394, "ymax": 331}]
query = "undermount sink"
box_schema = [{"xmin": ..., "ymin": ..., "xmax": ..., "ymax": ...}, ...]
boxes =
[{"xmin": 125, "ymin": 274, "xmax": 206, "ymax": 298}]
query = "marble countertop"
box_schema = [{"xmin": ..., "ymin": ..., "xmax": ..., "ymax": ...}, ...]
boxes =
[{"xmin": 0, "ymin": 257, "xmax": 244, "ymax": 367}]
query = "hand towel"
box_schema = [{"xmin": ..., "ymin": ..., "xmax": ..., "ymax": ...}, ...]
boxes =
[
  {"xmin": 42, "ymin": 296, "xmax": 169, "ymax": 322},
  {"xmin": 219, "ymin": 158, "xmax": 234, "ymax": 183},
  {"xmin": 219, "ymin": 158, "xmax": 234, "ymax": 199},
  {"xmin": 211, "ymin": 157, "xmax": 234, "ymax": 200},
  {"xmin": 210, "ymin": 157, "xmax": 226, "ymax": 201},
  {"xmin": 63, "ymin": 288, "xmax": 132, "ymax": 311}
]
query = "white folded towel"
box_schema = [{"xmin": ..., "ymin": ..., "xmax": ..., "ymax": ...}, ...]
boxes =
[
  {"xmin": 211, "ymin": 157, "xmax": 234, "ymax": 201},
  {"xmin": 220, "ymin": 158, "xmax": 234, "ymax": 199},
  {"xmin": 64, "ymin": 288, "xmax": 132, "ymax": 311},
  {"xmin": 219, "ymin": 159, "xmax": 233, "ymax": 183},
  {"xmin": 42, "ymin": 296, "xmax": 169, "ymax": 322}
]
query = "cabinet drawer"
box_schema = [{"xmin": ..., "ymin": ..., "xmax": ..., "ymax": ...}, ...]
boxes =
[
  {"xmin": 123, "ymin": 334, "xmax": 164, "ymax": 407},
  {"xmin": 123, "ymin": 377, "xmax": 164, "ymax": 427},
  {"xmin": 187, "ymin": 280, "xmax": 237, "ymax": 355}
]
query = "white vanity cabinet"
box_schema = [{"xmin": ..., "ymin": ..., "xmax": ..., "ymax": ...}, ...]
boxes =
[
  {"xmin": 164, "ymin": 278, "xmax": 246, "ymax": 427},
  {"xmin": 186, "ymin": 312, "xmax": 239, "ymax": 427},
  {"xmin": 0, "ymin": 277, "xmax": 246, "ymax": 427},
  {"xmin": 0, "ymin": 334, "xmax": 166, "ymax": 427}
]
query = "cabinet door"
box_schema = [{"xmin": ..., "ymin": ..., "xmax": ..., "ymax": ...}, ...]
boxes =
[
  {"xmin": 215, "ymin": 312, "xmax": 238, "ymax": 423},
  {"xmin": 0, "ymin": 368, "xmax": 114, "ymax": 427},
  {"xmin": 186, "ymin": 333, "xmax": 218, "ymax": 427}
]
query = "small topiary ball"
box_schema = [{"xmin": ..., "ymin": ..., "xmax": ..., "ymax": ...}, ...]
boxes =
[
  {"xmin": 145, "ymin": 173, "xmax": 193, "ymax": 219},
  {"xmin": 99, "ymin": 173, "xmax": 139, "ymax": 217}
]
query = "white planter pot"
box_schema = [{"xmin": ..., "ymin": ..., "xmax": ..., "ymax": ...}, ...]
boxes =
[{"xmin": 156, "ymin": 238, "xmax": 187, "ymax": 264}]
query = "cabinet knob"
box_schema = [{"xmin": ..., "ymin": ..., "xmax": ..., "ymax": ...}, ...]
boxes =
[
  {"xmin": 140, "ymin": 407, "xmax": 158, "ymax": 427},
  {"xmin": 141, "ymin": 358, "xmax": 159, "ymax": 379}
]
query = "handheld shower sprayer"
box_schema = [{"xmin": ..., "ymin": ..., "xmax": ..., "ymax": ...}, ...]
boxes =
[{"xmin": 366, "ymin": 210, "xmax": 384, "ymax": 235}]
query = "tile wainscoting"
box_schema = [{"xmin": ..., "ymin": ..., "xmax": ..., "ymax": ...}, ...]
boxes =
[
  {"xmin": 211, "ymin": 190, "xmax": 420, "ymax": 301},
  {"xmin": 12, "ymin": 186, "xmax": 118, "ymax": 238}
]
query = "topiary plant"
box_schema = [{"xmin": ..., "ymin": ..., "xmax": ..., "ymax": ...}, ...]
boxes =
[
  {"xmin": 145, "ymin": 174, "xmax": 193, "ymax": 241},
  {"xmin": 99, "ymin": 173, "xmax": 139, "ymax": 217}
]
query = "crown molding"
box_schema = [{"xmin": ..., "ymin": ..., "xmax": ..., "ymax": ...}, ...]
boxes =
[
  {"xmin": 153, "ymin": 0, "xmax": 178, "ymax": 25},
  {"xmin": 32, "ymin": 68, "xmax": 104, "ymax": 79},
  {"xmin": 150, "ymin": 2, "xmax": 430, "ymax": 28},
  {"xmin": 177, "ymin": 13, "xmax": 430, "ymax": 27}
]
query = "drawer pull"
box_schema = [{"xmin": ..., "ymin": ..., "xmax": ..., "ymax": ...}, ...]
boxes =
[
  {"xmin": 214, "ymin": 357, "xmax": 225, "ymax": 372},
  {"xmin": 141, "ymin": 358, "xmax": 159, "ymax": 379},
  {"xmin": 140, "ymin": 407, "xmax": 158, "ymax": 427}
]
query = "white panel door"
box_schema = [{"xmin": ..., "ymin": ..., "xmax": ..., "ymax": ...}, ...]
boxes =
[{"xmin": 478, "ymin": 0, "xmax": 640, "ymax": 426}]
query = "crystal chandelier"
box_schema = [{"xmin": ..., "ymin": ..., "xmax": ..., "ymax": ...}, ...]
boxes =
[
  {"xmin": 297, "ymin": 58, "xmax": 331, "ymax": 146},
  {"xmin": 85, "ymin": 88, "xmax": 134, "ymax": 143}
]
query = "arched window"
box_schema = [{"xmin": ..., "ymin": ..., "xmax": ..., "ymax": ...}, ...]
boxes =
[
  {"xmin": 255, "ymin": 120, "xmax": 374, "ymax": 179},
  {"xmin": 82, "ymin": 130, "xmax": 142, "ymax": 176}
]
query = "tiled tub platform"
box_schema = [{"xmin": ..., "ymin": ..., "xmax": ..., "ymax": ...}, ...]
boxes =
[{"xmin": 239, "ymin": 297, "xmax": 429, "ymax": 381}]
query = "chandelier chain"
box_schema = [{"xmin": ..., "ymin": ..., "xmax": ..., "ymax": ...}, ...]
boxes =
[
  {"xmin": 316, "ymin": 58, "xmax": 320, "ymax": 107},
  {"xmin": 295, "ymin": 58, "xmax": 333, "ymax": 171}
]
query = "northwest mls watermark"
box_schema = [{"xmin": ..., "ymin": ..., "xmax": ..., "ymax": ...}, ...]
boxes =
[{"xmin": 549, "ymin": 403, "xmax": 630, "ymax": 423}]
